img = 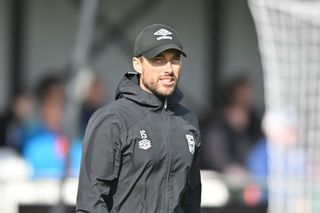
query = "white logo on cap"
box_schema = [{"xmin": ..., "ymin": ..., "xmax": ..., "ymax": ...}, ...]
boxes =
[{"xmin": 154, "ymin": 28, "xmax": 173, "ymax": 40}]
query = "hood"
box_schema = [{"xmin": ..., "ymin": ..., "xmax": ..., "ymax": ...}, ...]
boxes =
[{"xmin": 115, "ymin": 72, "xmax": 183, "ymax": 109}]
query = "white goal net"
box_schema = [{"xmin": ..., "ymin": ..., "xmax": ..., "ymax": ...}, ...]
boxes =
[{"xmin": 248, "ymin": 0, "xmax": 320, "ymax": 213}]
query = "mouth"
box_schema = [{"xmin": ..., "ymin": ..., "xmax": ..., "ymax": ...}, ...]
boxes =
[{"xmin": 159, "ymin": 78, "xmax": 175, "ymax": 86}]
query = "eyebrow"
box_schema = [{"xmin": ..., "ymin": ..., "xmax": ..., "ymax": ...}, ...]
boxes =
[{"xmin": 155, "ymin": 51, "xmax": 181, "ymax": 58}]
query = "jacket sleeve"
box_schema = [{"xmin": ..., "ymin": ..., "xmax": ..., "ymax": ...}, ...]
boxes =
[
  {"xmin": 76, "ymin": 109, "xmax": 122, "ymax": 213},
  {"xmin": 183, "ymin": 116, "xmax": 202, "ymax": 213},
  {"xmin": 183, "ymin": 152, "xmax": 202, "ymax": 213}
]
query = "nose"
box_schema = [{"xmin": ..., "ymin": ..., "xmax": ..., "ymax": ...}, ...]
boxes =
[{"xmin": 164, "ymin": 61, "xmax": 173, "ymax": 74}]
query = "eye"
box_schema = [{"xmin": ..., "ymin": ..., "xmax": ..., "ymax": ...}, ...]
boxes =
[
  {"xmin": 152, "ymin": 56, "xmax": 165, "ymax": 64},
  {"xmin": 172, "ymin": 56, "xmax": 181, "ymax": 64}
]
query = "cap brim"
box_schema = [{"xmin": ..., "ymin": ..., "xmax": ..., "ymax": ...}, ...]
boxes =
[{"xmin": 142, "ymin": 43, "xmax": 187, "ymax": 59}]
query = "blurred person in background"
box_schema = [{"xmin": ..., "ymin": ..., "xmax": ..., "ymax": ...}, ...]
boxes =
[
  {"xmin": 221, "ymin": 75, "xmax": 262, "ymax": 144},
  {"xmin": 0, "ymin": 90, "xmax": 34, "ymax": 154},
  {"xmin": 201, "ymin": 75, "xmax": 262, "ymax": 176},
  {"xmin": 79, "ymin": 75, "xmax": 105, "ymax": 137},
  {"xmin": 0, "ymin": 90, "xmax": 34, "ymax": 180},
  {"xmin": 246, "ymin": 109, "xmax": 306, "ymax": 207},
  {"xmin": 22, "ymin": 75, "xmax": 81, "ymax": 178}
]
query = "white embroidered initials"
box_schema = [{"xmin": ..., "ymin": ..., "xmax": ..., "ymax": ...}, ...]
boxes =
[{"xmin": 138, "ymin": 130, "xmax": 152, "ymax": 150}]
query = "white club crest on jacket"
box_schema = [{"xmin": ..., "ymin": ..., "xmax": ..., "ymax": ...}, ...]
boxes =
[{"xmin": 186, "ymin": 134, "xmax": 195, "ymax": 154}]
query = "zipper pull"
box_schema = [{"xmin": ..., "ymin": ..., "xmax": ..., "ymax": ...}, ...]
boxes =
[{"xmin": 164, "ymin": 98, "xmax": 168, "ymax": 110}]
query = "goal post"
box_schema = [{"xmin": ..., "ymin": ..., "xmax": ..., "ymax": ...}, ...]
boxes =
[{"xmin": 248, "ymin": 1, "xmax": 320, "ymax": 212}]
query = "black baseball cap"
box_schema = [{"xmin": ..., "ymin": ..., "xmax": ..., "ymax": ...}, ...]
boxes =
[{"xmin": 133, "ymin": 24, "xmax": 187, "ymax": 59}]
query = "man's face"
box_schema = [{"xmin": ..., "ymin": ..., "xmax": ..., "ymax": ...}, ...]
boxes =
[{"xmin": 133, "ymin": 49, "xmax": 182, "ymax": 97}]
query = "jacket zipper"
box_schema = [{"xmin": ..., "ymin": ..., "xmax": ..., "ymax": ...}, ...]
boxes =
[{"xmin": 163, "ymin": 98, "xmax": 171, "ymax": 213}]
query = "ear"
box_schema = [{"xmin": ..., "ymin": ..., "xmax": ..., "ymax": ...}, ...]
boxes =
[{"xmin": 132, "ymin": 57, "xmax": 142, "ymax": 74}]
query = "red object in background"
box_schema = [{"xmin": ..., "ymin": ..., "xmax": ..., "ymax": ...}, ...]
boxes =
[
  {"xmin": 55, "ymin": 135, "xmax": 69, "ymax": 159},
  {"xmin": 243, "ymin": 184, "xmax": 262, "ymax": 206}
]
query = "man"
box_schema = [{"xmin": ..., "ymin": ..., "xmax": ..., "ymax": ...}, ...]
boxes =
[{"xmin": 76, "ymin": 24, "xmax": 201, "ymax": 213}]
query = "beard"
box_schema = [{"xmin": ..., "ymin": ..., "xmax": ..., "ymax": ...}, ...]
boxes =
[{"xmin": 141, "ymin": 75, "xmax": 178, "ymax": 97}]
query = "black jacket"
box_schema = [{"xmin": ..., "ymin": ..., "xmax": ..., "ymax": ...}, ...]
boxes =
[{"xmin": 76, "ymin": 72, "xmax": 201, "ymax": 213}]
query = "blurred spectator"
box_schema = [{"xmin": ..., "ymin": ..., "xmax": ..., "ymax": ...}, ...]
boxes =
[
  {"xmin": 200, "ymin": 75, "xmax": 262, "ymax": 176},
  {"xmin": 247, "ymin": 108, "xmax": 307, "ymax": 209},
  {"xmin": 0, "ymin": 90, "xmax": 34, "ymax": 154},
  {"xmin": 22, "ymin": 75, "xmax": 81, "ymax": 178},
  {"xmin": 246, "ymin": 137, "xmax": 268, "ymax": 182},
  {"xmin": 79, "ymin": 75, "xmax": 105, "ymax": 137},
  {"xmin": 221, "ymin": 75, "xmax": 262, "ymax": 143},
  {"xmin": 247, "ymin": 108, "xmax": 302, "ymax": 180},
  {"xmin": 245, "ymin": 136, "xmax": 268, "ymax": 205}
]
